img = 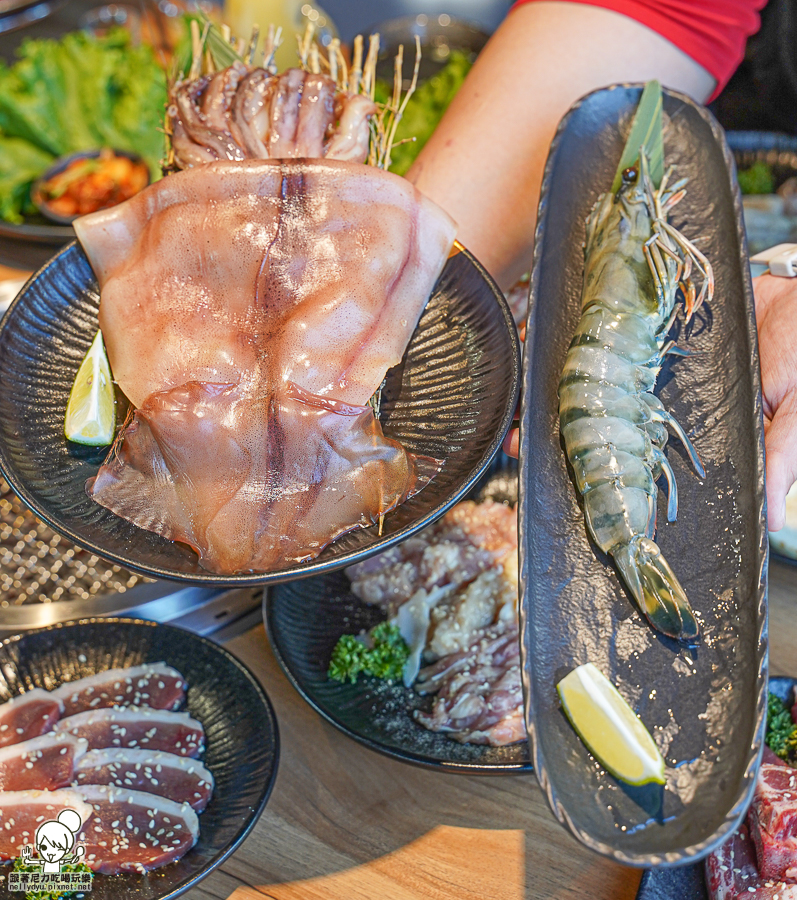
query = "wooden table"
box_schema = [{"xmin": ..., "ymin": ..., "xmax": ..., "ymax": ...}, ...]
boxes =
[
  {"xmin": 0, "ymin": 263, "xmax": 792, "ymax": 900},
  {"xmin": 185, "ymin": 558, "xmax": 795, "ymax": 900}
]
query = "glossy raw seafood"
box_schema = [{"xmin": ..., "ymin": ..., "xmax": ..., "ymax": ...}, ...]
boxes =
[
  {"xmin": 78, "ymin": 784, "xmax": 199, "ymax": 874},
  {"xmin": 169, "ymin": 63, "xmax": 376, "ymax": 168},
  {"xmin": 0, "ymin": 690, "xmax": 62, "ymax": 748},
  {"xmin": 0, "ymin": 789, "xmax": 93, "ymax": 860},
  {"xmin": 558, "ymin": 150, "xmax": 712, "ymax": 642},
  {"xmin": 75, "ymin": 158, "xmax": 455, "ymax": 574},
  {"xmin": 0, "ymin": 734, "xmax": 86, "ymax": 792},
  {"xmin": 52, "ymin": 662, "xmax": 186, "ymax": 715},
  {"xmin": 54, "ymin": 707, "xmax": 204, "ymax": 756},
  {"xmin": 75, "ymin": 748, "xmax": 214, "ymax": 811}
]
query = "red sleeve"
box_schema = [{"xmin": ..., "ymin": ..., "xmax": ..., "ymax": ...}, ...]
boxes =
[{"xmin": 510, "ymin": 0, "xmax": 765, "ymax": 100}]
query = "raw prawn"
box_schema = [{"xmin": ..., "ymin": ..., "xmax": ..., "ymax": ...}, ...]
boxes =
[{"xmin": 558, "ymin": 153, "xmax": 713, "ymax": 641}]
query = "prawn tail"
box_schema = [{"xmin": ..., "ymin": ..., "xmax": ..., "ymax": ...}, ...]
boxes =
[{"xmin": 613, "ymin": 535, "xmax": 699, "ymax": 642}]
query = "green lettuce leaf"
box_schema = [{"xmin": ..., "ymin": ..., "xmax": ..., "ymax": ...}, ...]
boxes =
[{"xmin": 0, "ymin": 28, "xmax": 167, "ymax": 222}]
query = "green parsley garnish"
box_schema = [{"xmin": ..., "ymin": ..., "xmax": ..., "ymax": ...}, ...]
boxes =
[
  {"xmin": 328, "ymin": 621, "xmax": 409, "ymax": 684},
  {"xmin": 766, "ymin": 692, "xmax": 797, "ymax": 764},
  {"xmin": 737, "ymin": 160, "xmax": 775, "ymax": 196},
  {"xmin": 10, "ymin": 857, "xmax": 93, "ymax": 900}
]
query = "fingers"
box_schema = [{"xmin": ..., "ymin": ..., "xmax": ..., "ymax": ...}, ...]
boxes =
[
  {"xmin": 764, "ymin": 392, "xmax": 797, "ymax": 531},
  {"xmin": 503, "ymin": 426, "xmax": 519, "ymax": 458}
]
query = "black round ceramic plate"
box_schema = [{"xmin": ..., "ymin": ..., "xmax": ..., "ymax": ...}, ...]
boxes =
[
  {"xmin": 0, "ymin": 241, "xmax": 519, "ymax": 586},
  {"xmin": 0, "ymin": 617, "xmax": 279, "ymax": 900},
  {"xmin": 266, "ymin": 459, "xmax": 532, "ymax": 774},
  {"xmin": 0, "ymin": 216, "xmax": 72, "ymax": 243},
  {"xmin": 634, "ymin": 676, "xmax": 796, "ymax": 900},
  {"xmin": 520, "ymin": 85, "xmax": 767, "ymax": 866}
]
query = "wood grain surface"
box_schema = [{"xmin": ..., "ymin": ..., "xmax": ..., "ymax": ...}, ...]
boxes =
[{"xmin": 181, "ymin": 556, "xmax": 796, "ymax": 900}]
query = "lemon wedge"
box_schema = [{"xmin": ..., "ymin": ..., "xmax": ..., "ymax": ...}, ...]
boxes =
[
  {"xmin": 64, "ymin": 330, "xmax": 115, "ymax": 445},
  {"xmin": 557, "ymin": 662, "xmax": 665, "ymax": 786}
]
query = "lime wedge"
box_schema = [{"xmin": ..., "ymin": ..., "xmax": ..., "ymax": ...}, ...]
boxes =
[
  {"xmin": 64, "ymin": 330, "xmax": 115, "ymax": 445},
  {"xmin": 557, "ymin": 662, "xmax": 665, "ymax": 786}
]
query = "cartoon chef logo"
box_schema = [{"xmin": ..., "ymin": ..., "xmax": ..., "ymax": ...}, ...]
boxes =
[{"xmin": 21, "ymin": 808, "xmax": 85, "ymax": 873}]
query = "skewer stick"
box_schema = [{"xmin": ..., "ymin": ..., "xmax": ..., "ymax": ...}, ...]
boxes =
[
  {"xmin": 263, "ymin": 25, "xmax": 282, "ymax": 72},
  {"xmin": 351, "ymin": 35, "xmax": 363, "ymax": 94},
  {"xmin": 328, "ymin": 37, "xmax": 339, "ymax": 84},
  {"xmin": 335, "ymin": 42, "xmax": 348, "ymax": 91},
  {"xmin": 309, "ymin": 43, "xmax": 320, "ymax": 74},
  {"xmin": 189, "ymin": 20, "xmax": 202, "ymax": 80},
  {"xmin": 246, "ymin": 26, "xmax": 260, "ymax": 64},
  {"xmin": 362, "ymin": 33, "xmax": 380, "ymax": 99},
  {"xmin": 383, "ymin": 35, "xmax": 421, "ymax": 170}
]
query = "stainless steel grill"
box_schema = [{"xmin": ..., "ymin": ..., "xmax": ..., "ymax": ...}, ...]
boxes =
[
  {"xmin": 0, "ymin": 478, "xmax": 151, "ymax": 607},
  {"xmin": 0, "ymin": 479, "xmax": 262, "ymax": 637}
]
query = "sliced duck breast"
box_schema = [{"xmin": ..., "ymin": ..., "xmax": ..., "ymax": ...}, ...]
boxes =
[
  {"xmin": 75, "ymin": 748, "xmax": 214, "ymax": 811},
  {"xmin": 0, "ymin": 789, "xmax": 92, "ymax": 860},
  {"xmin": 0, "ymin": 689, "xmax": 63, "ymax": 748},
  {"xmin": 52, "ymin": 663, "xmax": 186, "ymax": 716},
  {"xmin": 54, "ymin": 707, "xmax": 204, "ymax": 757},
  {"xmin": 78, "ymin": 784, "xmax": 199, "ymax": 874},
  {"xmin": 0, "ymin": 733, "xmax": 87, "ymax": 792}
]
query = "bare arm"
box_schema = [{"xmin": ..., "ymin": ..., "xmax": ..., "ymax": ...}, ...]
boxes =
[{"xmin": 407, "ymin": 1, "xmax": 715, "ymax": 291}]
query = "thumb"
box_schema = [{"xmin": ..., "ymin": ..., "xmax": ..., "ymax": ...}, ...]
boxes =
[{"xmin": 764, "ymin": 392, "xmax": 797, "ymax": 531}]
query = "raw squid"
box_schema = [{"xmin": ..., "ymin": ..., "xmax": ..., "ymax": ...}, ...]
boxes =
[
  {"xmin": 75, "ymin": 158, "xmax": 455, "ymax": 574},
  {"xmin": 169, "ymin": 62, "xmax": 376, "ymax": 168},
  {"xmin": 345, "ymin": 498, "xmax": 523, "ymax": 747}
]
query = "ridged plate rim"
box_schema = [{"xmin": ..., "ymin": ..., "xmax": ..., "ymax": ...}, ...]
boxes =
[
  {"xmin": 0, "ymin": 241, "xmax": 520, "ymax": 587},
  {"xmin": 0, "ymin": 616, "xmax": 280, "ymax": 900}
]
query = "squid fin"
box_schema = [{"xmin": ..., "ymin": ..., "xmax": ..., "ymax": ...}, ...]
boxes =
[{"xmin": 613, "ymin": 536, "xmax": 698, "ymax": 641}]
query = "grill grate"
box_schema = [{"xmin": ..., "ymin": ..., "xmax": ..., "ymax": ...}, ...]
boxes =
[{"xmin": 0, "ymin": 479, "xmax": 151, "ymax": 606}]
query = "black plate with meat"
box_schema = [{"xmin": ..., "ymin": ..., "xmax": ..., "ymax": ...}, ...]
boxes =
[
  {"xmin": 265, "ymin": 457, "xmax": 532, "ymax": 773},
  {"xmin": 635, "ymin": 676, "xmax": 797, "ymax": 899},
  {"xmin": 0, "ymin": 617, "xmax": 279, "ymax": 900},
  {"xmin": 519, "ymin": 84, "xmax": 767, "ymax": 865},
  {"xmin": 0, "ymin": 242, "xmax": 519, "ymax": 586}
]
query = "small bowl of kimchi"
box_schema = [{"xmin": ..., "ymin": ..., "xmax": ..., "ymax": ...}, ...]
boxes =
[{"xmin": 32, "ymin": 148, "xmax": 150, "ymax": 224}]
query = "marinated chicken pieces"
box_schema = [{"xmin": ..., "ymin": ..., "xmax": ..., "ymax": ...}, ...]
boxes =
[{"xmin": 346, "ymin": 499, "xmax": 522, "ymax": 746}]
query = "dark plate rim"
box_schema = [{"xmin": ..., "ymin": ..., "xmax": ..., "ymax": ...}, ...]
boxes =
[
  {"xmin": 263, "ymin": 587, "xmax": 533, "ymax": 775},
  {"xmin": 635, "ymin": 674, "xmax": 796, "ymax": 897},
  {"xmin": 0, "ymin": 616, "xmax": 281, "ymax": 900},
  {"xmin": 0, "ymin": 216, "xmax": 72, "ymax": 243},
  {"xmin": 518, "ymin": 83, "xmax": 769, "ymax": 867},
  {"xmin": 0, "ymin": 241, "xmax": 521, "ymax": 587}
]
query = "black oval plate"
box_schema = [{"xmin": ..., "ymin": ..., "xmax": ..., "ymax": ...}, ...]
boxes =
[
  {"xmin": 519, "ymin": 85, "xmax": 768, "ymax": 865},
  {"xmin": 635, "ymin": 676, "xmax": 796, "ymax": 899},
  {"xmin": 0, "ymin": 617, "xmax": 279, "ymax": 900},
  {"xmin": 265, "ymin": 458, "xmax": 532, "ymax": 773},
  {"xmin": 0, "ymin": 241, "xmax": 519, "ymax": 586}
]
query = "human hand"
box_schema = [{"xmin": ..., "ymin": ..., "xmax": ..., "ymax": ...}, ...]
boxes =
[
  {"xmin": 754, "ymin": 273, "xmax": 797, "ymax": 531},
  {"xmin": 502, "ymin": 323, "xmax": 523, "ymax": 458}
]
